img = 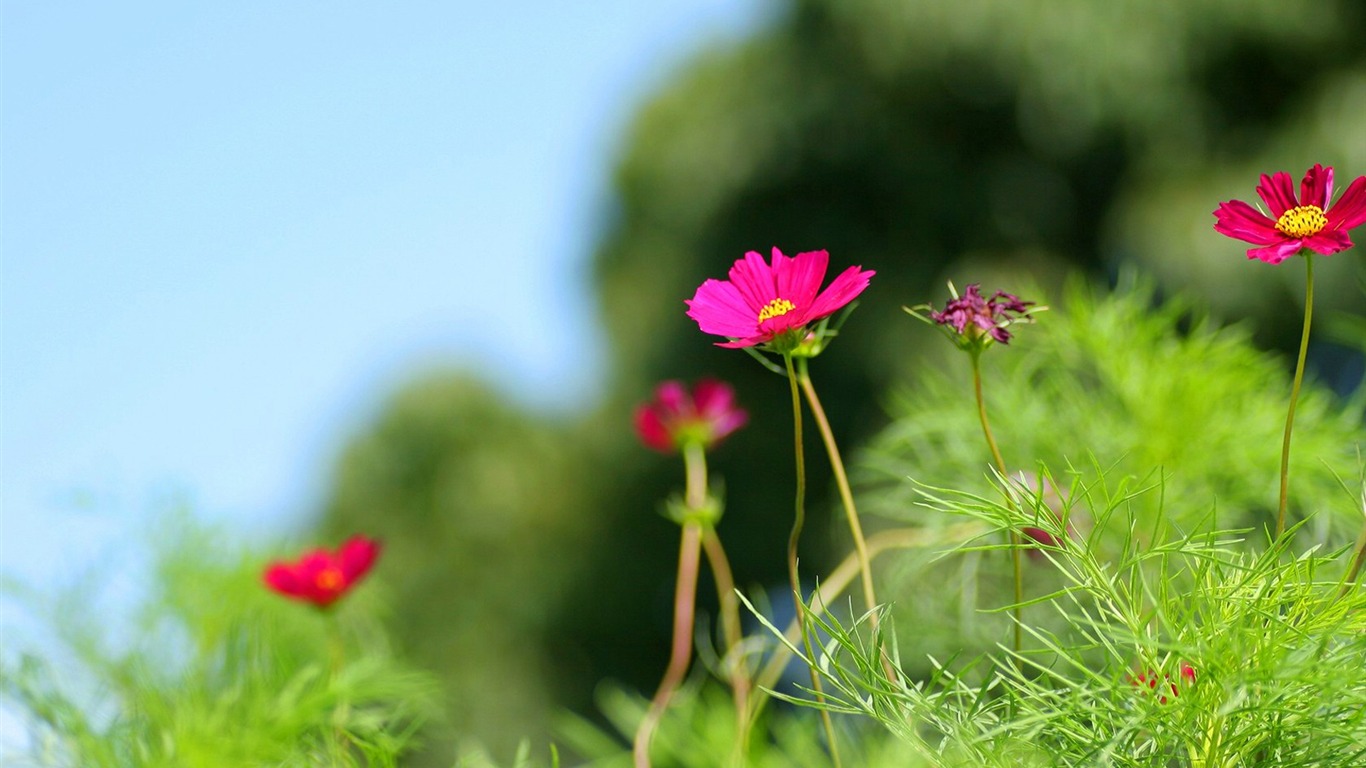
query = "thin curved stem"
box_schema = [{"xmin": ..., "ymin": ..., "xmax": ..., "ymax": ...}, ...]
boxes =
[
  {"xmin": 972, "ymin": 352, "xmax": 1023, "ymax": 654},
  {"xmin": 325, "ymin": 613, "xmax": 351, "ymax": 760},
  {"xmin": 748, "ymin": 523, "xmax": 985, "ymax": 718},
  {"xmin": 632, "ymin": 442, "xmax": 713, "ymax": 767},
  {"xmin": 1339, "ymin": 523, "xmax": 1366, "ymax": 600},
  {"xmin": 783, "ymin": 353, "xmax": 842, "ymax": 768},
  {"xmin": 783, "ymin": 354, "xmax": 808, "ymax": 627},
  {"xmin": 1337, "ymin": 480, "xmax": 1366, "ymax": 601},
  {"xmin": 633, "ymin": 521, "xmax": 702, "ymax": 768},
  {"xmin": 796, "ymin": 359, "xmax": 878, "ymax": 619},
  {"xmin": 325, "ymin": 613, "xmax": 345, "ymax": 678},
  {"xmin": 683, "ymin": 442, "xmax": 708, "ymax": 510},
  {"xmin": 699, "ymin": 526, "xmax": 750, "ymax": 762},
  {"xmin": 1276, "ymin": 254, "xmax": 1314, "ymax": 540}
]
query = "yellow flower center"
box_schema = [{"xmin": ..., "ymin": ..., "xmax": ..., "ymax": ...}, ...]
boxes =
[
  {"xmin": 315, "ymin": 567, "xmax": 344, "ymax": 592},
  {"xmin": 757, "ymin": 298, "xmax": 795, "ymax": 323},
  {"xmin": 1275, "ymin": 205, "xmax": 1327, "ymax": 238}
]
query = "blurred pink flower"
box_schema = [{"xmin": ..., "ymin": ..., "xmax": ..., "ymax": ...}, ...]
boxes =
[
  {"xmin": 930, "ymin": 284, "xmax": 1034, "ymax": 346},
  {"xmin": 686, "ymin": 247, "xmax": 873, "ymax": 350},
  {"xmin": 1011, "ymin": 471, "xmax": 1074, "ymax": 559},
  {"xmin": 1020, "ymin": 525, "xmax": 1062, "ymax": 549},
  {"xmin": 635, "ymin": 379, "xmax": 747, "ymax": 453},
  {"xmin": 1130, "ymin": 662, "xmax": 1197, "ymax": 705},
  {"xmin": 1213, "ymin": 164, "xmax": 1366, "ymax": 264},
  {"xmin": 264, "ymin": 535, "xmax": 381, "ymax": 608}
]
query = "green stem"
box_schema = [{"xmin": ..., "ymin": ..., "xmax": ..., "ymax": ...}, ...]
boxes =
[
  {"xmin": 1339, "ymin": 513, "xmax": 1366, "ymax": 601},
  {"xmin": 699, "ymin": 527, "xmax": 750, "ymax": 765},
  {"xmin": 325, "ymin": 613, "xmax": 345, "ymax": 678},
  {"xmin": 683, "ymin": 442, "xmax": 708, "ymax": 511},
  {"xmin": 797, "ymin": 358, "xmax": 899, "ymax": 687},
  {"xmin": 684, "ymin": 442, "xmax": 750, "ymax": 764},
  {"xmin": 748, "ymin": 523, "xmax": 984, "ymax": 717},
  {"xmin": 796, "ymin": 359, "xmax": 878, "ymax": 620},
  {"xmin": 783, "ymin": 353, "xmax": 843, "ymax": 768},
  {"xmin": 324, "ymin": 612, "xmax": 350, "ymax": 759},
  {"xmin": 633, "ymin": 521, "xmax": 703, "ymax": 768},
  {"xmin": 1275, "ymin": 254, "xmax": 1314, "ymax": 540},
  {"xmin": 972, "ymin": 352, "xmax": 1023, "ymax": 654}
]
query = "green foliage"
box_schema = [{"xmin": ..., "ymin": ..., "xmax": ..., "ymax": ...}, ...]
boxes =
[
  {"xmin": 550, "ymin": 684, "xmax": 927, "ymax": 768},
  {"xmin": 452, "ymin": 740, "xmax": 557, "ymax": 768},
  {"xmin": 865, "ymin": 277, "xmax": 1364, "ymax": 533},
  {"xmin": 1, "ymin": 519, "xmax": 438, "ymax": 767},
  {"xmin": 772, "ymin": 474, "xmax": 1366, "ymax": 766},
  {"xmin": 857, "ymin": 278, "xmax": 1365, "ymax": 670}
]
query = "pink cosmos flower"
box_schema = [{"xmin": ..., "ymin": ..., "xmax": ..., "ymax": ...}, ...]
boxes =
[
  {"xmin": 263, "ymin": 535, "xmax": 381, "ymax": 608},
  {"xmin": 635, "ymin": 379, "xmax": 747, "ymax": 453},
  {"xmin": 1213, "ymin": 164, "xmax": 1366, "ymax": 264},
  {"xmin": 930, "ymin": 284, "xmax": 1034, "ymax": 346},
  {"xmin": 686, "ymin": 248, "xmax": 874, "ymax": 350}
]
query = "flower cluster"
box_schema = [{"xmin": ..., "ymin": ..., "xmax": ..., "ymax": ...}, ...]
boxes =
[
  {"xmin": 686, "ymin": 247, "xmax": 873, "ymax": 354},
  {"xmin": 927, "ymin": 283, "xmax": 1035, "ymax": 349},
  {"xmin": 263, "ymin": 535, "xmax": 381, "ymax": 609},
  {"xmin": 634, "ymin": 379, "xmax": 747, "ymax": 453},
  {"xmin": 1213, "ymin": 163, "xmax": 1366, "ymax": 264},
  {"xmin": 1130, "ymin": 662, "xmax": 1197, "ymax": 705}
]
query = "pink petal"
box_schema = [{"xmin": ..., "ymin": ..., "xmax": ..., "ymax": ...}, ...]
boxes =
[
  {"xmin": 1300, "ymin": 164, "xmax": 1333, "ymax": 209},
  {"xmin": 1213, "ymin": 200, "xmax": 1281, "ymax": 245},
  {"xmin": 339, "ymin": 536, "xmax": 380, "ymax": 582},
  {"xmin": 1327, "ymin": 175, "xmax": 1366, "ymax": 231},
  {"xmin": 692, "ymin": 379, "xmax": 735, "ymax": 419},
  {"xmin": 263, "ymin": 564, "xmax": 305, "ymax": 597},
  {"xmin": 1246, "ymin": 240, "xmax": 1304, "ymax": 264},
  {"xmin": 687, "ymin": 279, "xmax": 761, "ymax": 337},
  {"xmin": 1302, "ymin": 228, "xmax": 1353, "ymax": 255},
  {"xmin": 710, "ymin": 410, "xmax": 747, "ymax": 441},
  {"xmin": 774, "ymin": 248, "xmax": 829, "ymax": 310},
  {"xmin": 757, "ymin": 312, "xmax": 802, "ymax": 338},
  {"xmin": 299, "ymin": 550, "xmax": 331, "ymax": 570},
  {"xmin": 716, "ymin": 333, "xmax": 769, "ymax": 349},
  {"xmin": 1256, "ymin": 172, "xmax": 1297, "ymax": 215},
  {"xmin": 804, "ymin": 265, "xmax": 875, "ymax": 322},
  {"xmin": 695, "ymin": 381, "xmax": 747, "ymax": 441},
  {"xmin": 726, "ymin": 251, "xmax": 778, "ymax": 312},
  {"xmin": 652, "ymin": 381, "xmax": 688, "ymax": 417},
  {"xmin": 634, "ymin": 405, "xmax": 673, "ymax": 452}
]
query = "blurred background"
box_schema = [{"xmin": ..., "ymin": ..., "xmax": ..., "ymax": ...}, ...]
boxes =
[{"xmin": 3, "ymin": 0, "xmax": 1364, "ymax": 763}]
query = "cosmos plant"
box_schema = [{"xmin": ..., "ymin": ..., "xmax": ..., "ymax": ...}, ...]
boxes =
[
  {"xmin": 910, "ymin": 283, "xmax": 1043, "ymax": 652},
  {"xmin": 1214, "ymin": 164, "xmax": 1366, "ymax": 537},
  {"xmin": 632, "ymin": 379, "xmax": 750, "ymax": 767}
]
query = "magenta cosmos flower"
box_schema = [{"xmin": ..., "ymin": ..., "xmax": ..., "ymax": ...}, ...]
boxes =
[
  {"xmin": 686, "ymin": 248, "xmax": 874, "ymax": 350},
  {"xmin": 635, "ymin": 379, "xmax": 747, "ymax": 453},
  {"xmin": 264, "ymin": 535, "xmax": 381, "ymax": 608},
  {"xmin": 930, "ymin": 284, "xmax": 1034, "ymax": 347},
  {"xmin": 1213, "ymin": 164, "xmax": 1366, "ymax": 264}
]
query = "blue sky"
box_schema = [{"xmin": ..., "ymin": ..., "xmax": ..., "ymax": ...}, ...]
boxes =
[{"xmin": 0, "ymin": 0, "xmax": 764, "ymax": 636}]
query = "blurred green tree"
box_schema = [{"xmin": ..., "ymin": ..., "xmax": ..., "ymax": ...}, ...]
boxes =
[{"xmin": 320, "ymin": 375, "xmax": 596, "ymax": 756}]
